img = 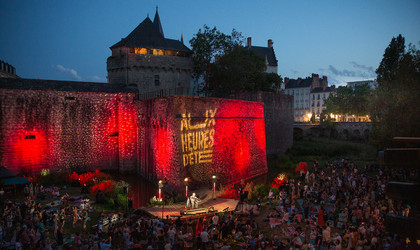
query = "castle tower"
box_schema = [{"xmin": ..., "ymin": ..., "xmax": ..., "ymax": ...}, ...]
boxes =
[{"xmin": 107, "ymin": 8, "xmax": 193, "ymax": 98}]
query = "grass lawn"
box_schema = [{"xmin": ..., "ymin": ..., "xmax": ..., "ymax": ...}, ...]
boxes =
[{"xmin": 267, "ymin": 136, "xmax": 378, "ymax": 181}]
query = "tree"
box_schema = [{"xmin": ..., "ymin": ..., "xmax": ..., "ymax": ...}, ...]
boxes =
[
  {"xmin": 324, "ymin": 84, "xmax": 372, "ymax": 117},
  {"xmin": 190, "ymin": 25, "xmax": 282, "ymax": 97},
  {"xmin": 208, "ymin": 46, "xmax": 282, "ymax": 97},
  {"xmin": 370, "ymin": 35, "xmax": 420, "ymax": 148},
  {"xmin": 189, "ymin": 25, "xmax": 243, "ymax": 95}
]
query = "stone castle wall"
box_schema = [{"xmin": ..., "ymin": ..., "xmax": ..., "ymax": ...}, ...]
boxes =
[
  {"xmin": 231, "ymin": 92, "xmax": 294, "ymax": 155},
  {"xmin": 137, "ymin": 96, "xmax": 268, "ymax": 190},
  {"xmin": 0, "ymin": 88, "xmax": 137, "ymax": 174},
  {"xmin": 0, "ymin": 81, "xmax": 268, "ymax": 191}
]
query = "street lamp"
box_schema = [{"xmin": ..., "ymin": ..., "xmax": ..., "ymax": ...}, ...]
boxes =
[
  {"xmin": 211, "ymin": 175, "xmax": 217, "ymax": 200},
  {"xmin": 158, "ymin": 179, "xmax": 166, "ymax": 219},
  {"xmin": 184, "ymin": 177, "xmax": 190, "ymax": 198}
]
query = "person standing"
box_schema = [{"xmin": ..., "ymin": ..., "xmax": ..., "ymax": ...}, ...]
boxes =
[
  {"xmin": 318, "ymin": 207, "xmax": 325, "ymax": 227},
  {"xmin": 268, "ymin": 189, "xmax": 274, "ymax": 206}
]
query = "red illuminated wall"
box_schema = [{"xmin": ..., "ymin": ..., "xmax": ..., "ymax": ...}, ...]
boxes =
[
  {"xmin": 137, "ymin": 96, "xmax": 267, "ymax": 190},
  {"xmin": 0, "ymin": 88, "xmax": 137, "ymax": 174},
  {"xmin": 0, "ymin": 86, "xmax": 267, "ymax": 190}
]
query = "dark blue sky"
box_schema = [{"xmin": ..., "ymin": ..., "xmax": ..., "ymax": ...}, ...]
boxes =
[{"xmin": 1, "ymin": 0, "xmax": 419, "ymax": 85}]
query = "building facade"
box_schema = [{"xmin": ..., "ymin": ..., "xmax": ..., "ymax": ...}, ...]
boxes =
[
  {"xmin": 107, "ymin": 8, "xmax": 193, "ymax": 98},
  {"xmin": 284, "ymin": 74, "xmax": 335, "ymax": 122},
  {"xmin": 310, "ymin": 86, "xmax": 335, "ymax": 121}
]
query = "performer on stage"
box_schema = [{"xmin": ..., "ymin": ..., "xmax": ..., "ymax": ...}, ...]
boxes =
[{"xmin": 190, "ymin": 193, "xmax": 199, "ymax": 208}]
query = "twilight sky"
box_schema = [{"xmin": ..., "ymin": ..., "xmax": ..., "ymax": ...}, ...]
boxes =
[{"xmin": 1, "ymin": 0, "xmax": 419, "ymax": 86}]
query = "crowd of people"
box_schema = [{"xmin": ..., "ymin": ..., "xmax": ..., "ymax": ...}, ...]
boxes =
[
  {"xmin": 0, "ymin": 160, "xmax": 417, "ymax": 249},
  {"xmin": 264, "ymin": 160, "xmax": 416, "ymax": 249}
]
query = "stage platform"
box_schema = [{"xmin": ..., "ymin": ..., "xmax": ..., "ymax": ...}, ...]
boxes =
[{"xmin": 139, "ymin": 189, "xmax": 239, "ymax": 219}]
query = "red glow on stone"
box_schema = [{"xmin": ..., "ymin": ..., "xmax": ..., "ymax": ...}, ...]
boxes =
[
  {"xmin": 211, "ymin": 100, "xmax": 267, "ymax": 181},
  {"xmin": 118, "ymin": 96, "xmax": 137, "ymax": 160},
  {"xmin": 153, "ymin": 125, "xmax": 174, "ymax": 177},
  {"xmin": 4, "ymin": 128, "xmax": 48, "ymax": 173}
]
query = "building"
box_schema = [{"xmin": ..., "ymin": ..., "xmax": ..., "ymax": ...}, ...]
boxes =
[
  {"xmin": 107, "ymin": 8, "xmax": 193, "ymax": 98},
  {"xmin": 0, "ymin": 60, "xmax": 19, "ymax": 78},
  {"xmin": 347, "ymin": 80, "xmax": 377, "ymax": 89},
  {"xmin": 310, "ymin": 85, "xmax": 335, "ymax": 121},
  {"xmin": 284, "ymin": 74, "xmax": 334, "ymax": 122},
  {"xmin": 246, "ymin": 37, "xmax": 278, "ymax": 74}
]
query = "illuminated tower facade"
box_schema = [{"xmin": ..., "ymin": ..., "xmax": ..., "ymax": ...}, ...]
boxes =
[{"xmin": 107, "ymin": 8, "xmax": 193, "ymax": 97}]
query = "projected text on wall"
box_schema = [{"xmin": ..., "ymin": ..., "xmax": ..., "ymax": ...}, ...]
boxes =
[{"xmin": 180, "ymin": 109, "xmax": 217, "ymax": 166}]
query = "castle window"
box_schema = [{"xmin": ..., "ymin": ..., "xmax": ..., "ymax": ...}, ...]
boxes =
[
  {"xmin": 135, "ymin": 48, "xmax": 148, "ymax": 54},
  {"xmin": 65, "ymin": 97, "xmax": 76, "ymax": 101},
  {"xmin": 25, "ymin": 135, "xmax": 36, "ymax": 140},
  {"xmin": 147, "ymin": 49, "xmax": 153, "ymax": 55},
  {"xmin": 154, "ymin": 75, "xmax": 160, "ymax": 86},
  {"xmin": 130, "ymin": 48, "xmax": 134, "ymax": 53}
]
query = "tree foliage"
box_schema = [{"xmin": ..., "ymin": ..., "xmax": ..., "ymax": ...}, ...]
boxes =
[
  {"xmin": 370, "ymin": 34, "xmax": 420, "ymax": 148},
  {"xmin": 190, "ymin": 25, "xmax": 282, "ymax": 97},
  {"xmin": 208, "ymin": 46, "xmax": 282, "ymax": 97},
  {"xmin": 324, "ymin": 84, "xmax": 372, "ymax": 117},
  {"xmin": 190, "ymin": 26, "xmax": 243, "ymax": 92}
]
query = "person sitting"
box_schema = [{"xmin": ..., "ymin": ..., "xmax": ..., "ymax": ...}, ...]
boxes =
[{"xmin": 190, "ymin": 193, "xmax": 199, "ymax": 209}]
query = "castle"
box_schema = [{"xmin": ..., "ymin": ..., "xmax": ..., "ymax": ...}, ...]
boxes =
[
  {"xmin": 0, "ymin": 8, "xmax": 293, "ymax": 190},
  {"xmin": 107, "ymin": 8, "xmax": 193, "ymax": 99}
]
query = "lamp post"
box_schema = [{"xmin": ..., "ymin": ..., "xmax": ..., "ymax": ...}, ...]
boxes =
[
  {"xmin": 158, "ymin": 179, "xmax": 166, "ymax": 219},
  {"xmin": 183, "ymin": 177, "xmax": 190, "ymax": 198},
  {"xmin": 212, "ymin": 175, "xmax": 217, "ymax": 200}
]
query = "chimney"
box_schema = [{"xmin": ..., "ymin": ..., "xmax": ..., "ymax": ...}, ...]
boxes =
[
  {"xmin": 247, "ymin": 37, "xmax": 252, "ymax": 48},
  {"xmin": 284, "ymin": 77, "xmax": 289, "ymax": 84},
  {"xmin": 297, "ymin": 77, "xmax": 302, "ymax": 84},
  {"xmin": 268, "ymin": 39, "xmax": 273, "ymax": 48},
  {"xmin": 311, "ymin": 73, "xmax": 320, "ymax": 88}
]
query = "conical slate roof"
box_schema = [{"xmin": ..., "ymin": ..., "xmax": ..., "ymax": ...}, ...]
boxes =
[
  {"xmin": 153, "ymin": 7, "xmax": 164, "ymax": 37},
  {"xmin": 111, "ymin": 11, "xmax": 190, "ymax": 53}
]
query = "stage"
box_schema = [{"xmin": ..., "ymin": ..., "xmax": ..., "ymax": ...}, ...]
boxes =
[{"xmin": 139, "ymin": 189, "xmax": 239, "ymax": 219}]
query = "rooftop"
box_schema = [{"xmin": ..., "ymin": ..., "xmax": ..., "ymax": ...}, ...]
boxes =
[
  {"xmin": 249, "ymin": 46, "xmax": 278, "ymax": 67},
  {"xmin": 111, "ymin": 9, "xmax": 191, "ymax": 53}
]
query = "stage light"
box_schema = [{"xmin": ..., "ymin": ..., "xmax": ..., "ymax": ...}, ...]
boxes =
[
  {"xmin": 211, "ymin": 174, "xmax": 217, "ymax": 200},
  {"xmin": 184, "ymin": 177, "xmax": 190, "ymax": 197},
  {"xmin": 158, "ymin": 179, "xmax": 166, "ymax": 219}
]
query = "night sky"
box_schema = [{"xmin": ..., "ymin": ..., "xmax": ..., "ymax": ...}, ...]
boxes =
[{"xmin": 1, "ymin": 0, "xmax": 419, "ymax": 85}]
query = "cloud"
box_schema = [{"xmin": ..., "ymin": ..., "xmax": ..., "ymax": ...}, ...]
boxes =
[
  {"xmin": 53, "ymin": 64, "xmax": 82, "ymax": 80},
  {"xmin": 319, "ymin": 62, "xmax": 376, "ymax": 81},
  {"xmin": 349, "ymin": 61, "xmax": 375, "ymax": 74},
  {"xmin": 87, "ymin": 75, "xmax": 105, "ymax": 82}
]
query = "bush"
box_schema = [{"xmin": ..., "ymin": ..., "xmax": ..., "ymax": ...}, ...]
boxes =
[
  {"xmin": 149, "ymin": 196, "xmax": 163, "ymax": 206},
  {"xmin": 271, "ymin": 187, "xmax": 280, "ymax": 196},
  {"xmin": 254, "ymin": 184, "xmax": 270, "ymax": 199}
]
